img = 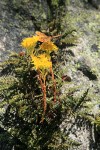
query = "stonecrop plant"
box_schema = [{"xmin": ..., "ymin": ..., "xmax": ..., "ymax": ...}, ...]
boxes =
[
  {"xmin": 1, "ymin": 30, "xmax": 97, "ymax": 150},
  {"xmin": 21, "ymin": 31, "xmax": 59, "ymax": 121},
  {"xmin": 0, "ymin": 30, "xmax": 64, "ymax": 149}
]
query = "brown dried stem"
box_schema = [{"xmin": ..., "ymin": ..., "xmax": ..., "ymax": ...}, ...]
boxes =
[{"xmin": 37, "ymin": 70, "xmax": 47, "ymax": 122}]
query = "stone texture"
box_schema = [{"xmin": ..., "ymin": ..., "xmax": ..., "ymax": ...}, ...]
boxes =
[
  {"xmin": 0, "ymin": 0, "xmax": 100, "ymax": 149},
  {"xmin": 59, "ymin": 1, "xmax": 100, "ymax": 149}
]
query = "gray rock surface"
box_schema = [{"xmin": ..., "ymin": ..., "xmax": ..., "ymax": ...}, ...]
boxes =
[
  {"xmin": 0, "ymin": 0, "xmax": 100, "ymax": 149},
  {"xmin": 59, "ymin": 1, "xmax": 100, "ymax": 149}
]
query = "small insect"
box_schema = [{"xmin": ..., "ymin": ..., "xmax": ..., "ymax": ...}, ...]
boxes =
[
  {"xmin": 36, "ymin": 31, "xmax": 61, "ymax": 43},
  {"xmin": 19, "ymin": 51, "xmax": 25, "ymax": 56},
  {"xmin": 62, "ymin": 75, "xmax": 71, "ymax": 82}
]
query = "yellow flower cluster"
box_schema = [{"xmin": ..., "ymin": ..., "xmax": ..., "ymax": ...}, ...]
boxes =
[
  {"xmin": 21, "ymin": 36, "xmax": 39, "ymax": 49},
  {"xmin": 40, "ymin": 41, "xmax": 58, "ymax": 52},
  {"xmin": 31, "ymin": 54, "xmax": 52, "ymax": 70},
  {"xmin": 21, "ymin": 31, "xmax": 58, "ymax": 70}
]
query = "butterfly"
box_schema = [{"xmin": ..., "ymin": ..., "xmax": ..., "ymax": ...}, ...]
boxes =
[{"xmin": 36, "ymin": 31, "xmax": 61, "ymax": 43}]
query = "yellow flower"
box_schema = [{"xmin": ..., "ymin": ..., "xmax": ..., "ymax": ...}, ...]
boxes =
[
  {"xmin": 31, "ymin": 54, "xmax": 52, "ymax": 70},
  {"xmin": 21, "ymin": 36, "xmax": 39, "ymax": 49},
  {"xmin": 40, "ymin": 41, "xmax": 58, "ymax": 52}
]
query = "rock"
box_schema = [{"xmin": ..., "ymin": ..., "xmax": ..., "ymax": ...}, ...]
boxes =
[
  {"xmin": 60, "ymin": 1, "xmax": 100, "ymax": 149},
  {"xmin": 0, "ymin": 0, "xmax": 100, "ymax": 149},
  {"xmin": 0, "ymin": 0, "xmax": 49, "ymax": 61}
]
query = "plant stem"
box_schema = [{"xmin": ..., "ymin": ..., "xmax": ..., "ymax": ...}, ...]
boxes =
[{"xmin": 37, "ymin": 70, "xmax": 47, "ymax": 122}]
